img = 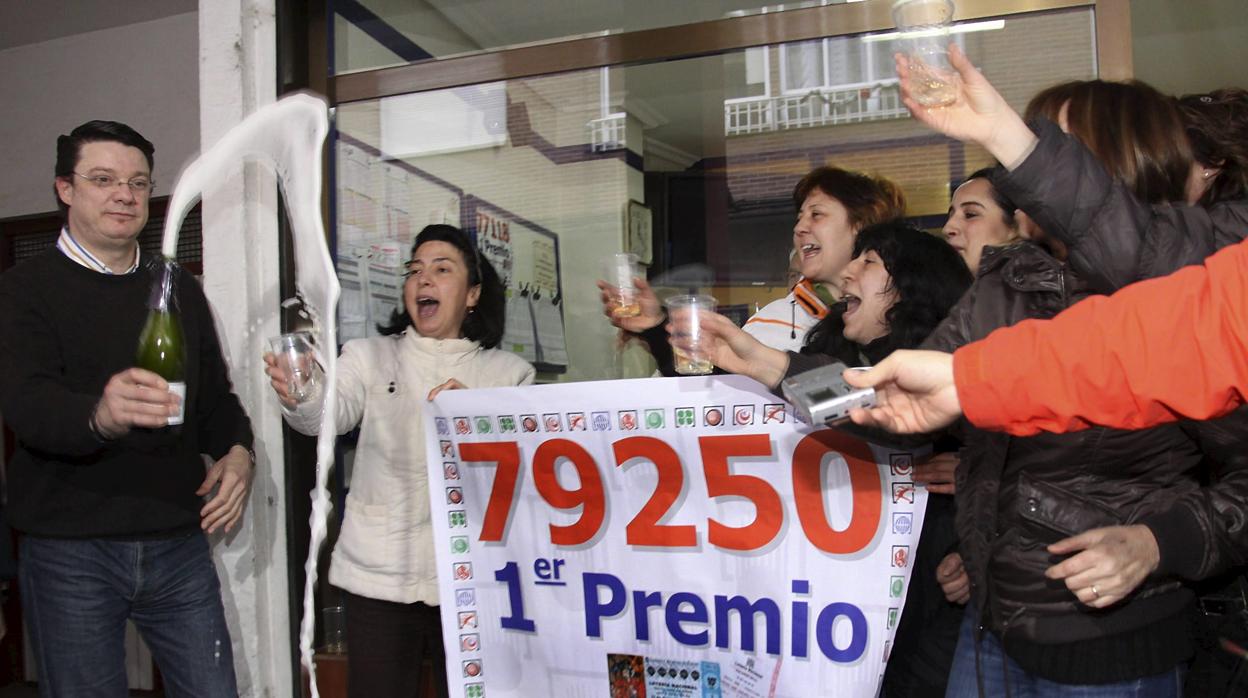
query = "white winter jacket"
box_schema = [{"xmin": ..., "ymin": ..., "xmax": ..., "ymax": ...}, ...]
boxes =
[{"xmin": 285, "ymin": 331, "xmax": 535, "ymax": 604}]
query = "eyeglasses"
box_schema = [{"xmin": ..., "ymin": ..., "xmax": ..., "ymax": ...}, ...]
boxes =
[{"xmin": 72, "ymin": 172, "xmax": 155, "ymax": 195}]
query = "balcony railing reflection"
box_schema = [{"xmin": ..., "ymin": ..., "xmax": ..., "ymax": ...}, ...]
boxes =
[
  {"xmin": 724, "ymin": 79, "xmax": 907, "ymax": 135},
  {"xmin": 589, "ymin": 112, "xmax": 627, "ymax": 152}
]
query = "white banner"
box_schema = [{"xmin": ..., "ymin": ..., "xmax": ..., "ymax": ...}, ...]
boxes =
[{"xmin": 425, "ymin": 375, "xmax": 928, "ymax": 698}]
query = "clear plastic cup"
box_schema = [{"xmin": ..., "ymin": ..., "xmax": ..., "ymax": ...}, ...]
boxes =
[
  {"xmin": 321, "ymin": 605, "xmax": 346, "ymax": 654},
  {"xmin": 665, "ymin": 294, "xmax": 716, "ymax": 375},
  {"xmin": 268, "ymin": 331, "xmax": 320, "ymax": 403},
  {"xmin": 604, "ymin": 253, "xmax": 643, "ymax": 319},
  {"xmin": 892, "ymin": 0, "xmax": 959, "ymax": 107}
]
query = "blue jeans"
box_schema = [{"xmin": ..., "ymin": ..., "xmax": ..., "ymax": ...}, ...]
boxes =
[
  {"xmin": 20, "ymin": 532, "xmax": 237, "ymax": 698},
  {"xmin": 945, "ymin": 609, "xmax": 1184, "ymax": 697}
]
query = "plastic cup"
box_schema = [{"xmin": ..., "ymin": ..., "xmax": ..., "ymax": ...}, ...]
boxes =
[
  {"xmin": 892, "ymin": 0, "xmax": 959, "ymax": 107},
  {"xmin": 665, "ymin": 294, "xmax": 716, "ymax": 375},
  {"xmin": 604, "ymin": 253, "xmax": 643, "ymax": 319},
  {"xmin": 321, "ymin": 605, "xmax": 346, "ymax": 654},
  {"xmin": 268, "ymin": 331, "xmax": 320, "ymax": 403}
]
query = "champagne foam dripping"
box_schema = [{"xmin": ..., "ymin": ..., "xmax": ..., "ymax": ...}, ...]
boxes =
[{"xmin": 161, "ymin": 93, "xmax": 338, "ymax": 696}]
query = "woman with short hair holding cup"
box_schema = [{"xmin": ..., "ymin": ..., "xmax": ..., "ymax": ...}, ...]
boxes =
[
  {"xmin": 599, "ymin": 165, "xmax": 906, "ymax": 374},
  {"xmin": 264, "ymin": 224, "xmax": 534, "ymax": 698}
]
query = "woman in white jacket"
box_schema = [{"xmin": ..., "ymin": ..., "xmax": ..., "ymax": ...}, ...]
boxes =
[{"xmin": 266, "ymin": 224, "xmax": 534, "ymax": 698}]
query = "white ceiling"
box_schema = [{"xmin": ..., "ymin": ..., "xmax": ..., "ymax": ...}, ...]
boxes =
[{"xmin": 0, "ymin": 0, "xmax": 198, "ymax": 51}]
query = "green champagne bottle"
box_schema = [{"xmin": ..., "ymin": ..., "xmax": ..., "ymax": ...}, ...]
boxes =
[{"xmin": 136, "ymin": 257, "xmax": 186, "ymax": 426}]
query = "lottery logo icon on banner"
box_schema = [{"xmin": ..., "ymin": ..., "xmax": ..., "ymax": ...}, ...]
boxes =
[
  {"xmin": 887, "ymin": 607, "xmax": 900, "ymax": 630},
  {"xmin": 475, "ymin": 417, "xmax": 492, "ymax": 434},
  {"xmin": 592, "ymin": 411, "xmax": 611, "ymax": 431},
  {"xmin": 498, "ymin": 415, "xmax": 517, "ymax": 433},
  {"xmin": 454, "ymin": 417, "xmax": 471, "ymax": 435},
  {"xmin": 455, "ymin": 588, "xmax": 475, "ymax": 608},
  {"xmin": 460, "ymin": 634, "xmax": 480, "ymax": 652},
  {"xmin": 619, "ymin": 411, "xmax": 638, "ymax": 431},
  {"xmin": 675, "ymin": 407, "xmax": 695, "ymax": 427},
  {"xmin": 440, "ymin": 440, "xmax": 453, "ymax": 457},
  {"xmin": 458, "ymin": 611, "xmax": 478, "ymax": 629},
  {"xmin": 890, "ymin": 453, "xmax": 914, "ymax": 476},
  {"xmin": 733, "ymin": 404, "xmax": 755, "ymax": 426},
  {"xmin": 463, "ymin": 660, "xmax": 483, "ymax": 678},
  {"xmin": 447, "ymin": 487, "xmax": 464, "ymax": 505},
  {"xmin": 890, "ymin": 576, "xmax": 905, "ymax": 598},
  {"xmin": 568, "ymin": 412, "xmax": 586, "ymax": 431},
  {"xmin": 465, "ymin": 683, "xmax": 483, "ymax": 698},
  {"xmin": 892, "ymin": 546, "xmax": 910, "ymax": 568},
  {"xmin": 453, "ymin": 563, "xmax": 474, "ymax": 581},
  {"xmin": 763, "ymin": 403, "xmax": 786, "ymax": 424},
  {"xmin": 892, "ymin": 482, "xmax": 915, "ymax": 504},
  {"xmin": 448, "ymin": 510, "xmax": 467, "ymax": 528},
  {"xmin": 892, "ymin": 512, "xmax": 913, "ymax": 535},
  {"xmin": 645, "ymin": 409, "xmax": 665, "ymax": 429},
  {"xmin": 450, "ymin": 536, "xmax": 469, "ymax": 554},
  {"xmin": 444, "ymin": 462, "xmax": 460, "ymax": 481},
  {"xmin": 436, "ymin": 418, "xmax": 449, "ymax": 436},
  {"xmin": 543, "ymin": 413, "xmax": 562, "ymax": 432},
  {"xmin": 703, "ymin": 406, "xmax": 724, "ymax": 427}
]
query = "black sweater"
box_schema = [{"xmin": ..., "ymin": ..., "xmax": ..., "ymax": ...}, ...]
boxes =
[{"xmin": 0, "ymin": 249, "xmax": 253, "ymax": 538}]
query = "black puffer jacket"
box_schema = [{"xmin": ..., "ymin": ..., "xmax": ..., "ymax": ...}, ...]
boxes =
[
  {"xmin": 923, "ymin": 241, "xmax": 1248, "ymax": 682},
  {"xmin": 995, "ymin": 118, "xmax": 1248, "ymax": 294}
]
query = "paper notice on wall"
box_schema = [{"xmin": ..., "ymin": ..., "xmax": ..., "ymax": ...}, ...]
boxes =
[
  {"xmin": 532, "ymin": 236, "xmax": 557, "ymax": 291},
  {"xmin": 337, "ymin": 249, "xmax": 368, "ymax": 341}
]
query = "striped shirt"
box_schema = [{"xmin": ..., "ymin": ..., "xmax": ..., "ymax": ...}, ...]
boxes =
[{"xmin": 56, "ymin": 227, "xmax": 140, "ymax": 274}]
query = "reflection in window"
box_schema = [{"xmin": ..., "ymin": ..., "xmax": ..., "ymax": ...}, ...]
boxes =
[
  {"xmin": 333, "ymin": 8, "xmax": 1096, "ymax": 382},
  {"xmin": 729, "ymin": 24, "xmax": 986, "ymax": 135}
]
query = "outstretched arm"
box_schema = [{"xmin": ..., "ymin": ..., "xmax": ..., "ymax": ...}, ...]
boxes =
[
  {"xmin": 847, "ymin": 238, "xmax": 1248, "ymax": 435},
  {"xmin": 899, "ymin": 44, "xmax": 1248, "ymax": 293}
]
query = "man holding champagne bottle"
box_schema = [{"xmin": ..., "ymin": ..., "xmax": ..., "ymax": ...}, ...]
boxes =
[{"xmin": 0, "ymin": 120, "xmax": 254, "ymax": 696}]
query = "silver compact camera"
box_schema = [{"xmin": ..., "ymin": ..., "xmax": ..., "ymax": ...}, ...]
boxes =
[{"xmin": 781, "ymin": 362, "xmax": 877, "ymax": 426}]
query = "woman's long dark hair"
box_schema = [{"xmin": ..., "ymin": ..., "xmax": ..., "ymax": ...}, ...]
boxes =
[
  {"xmin": 377, "ymin": 224, "xmax": 506, "ymax": 348},
  {"xmin": 1179, "ymin": 88, "xmax": 1248, "ymax": 206},
  {"xmin": 1026, "ymin": 79, "xmax": 1191, "ymax": 205},
  {"xmin": 803, "ymin": 222, "xmax": 972, "ymax": 362}
]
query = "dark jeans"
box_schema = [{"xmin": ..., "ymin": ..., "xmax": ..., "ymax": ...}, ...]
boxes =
[
  {"xmin": 945, "ymin": 609, "xmax": 1184, "ymax": 697},
  {"xmin": 341, "ymin": 589, "xmax": 448, "ymax": 698},
  {"xmin": 20, "ymin": 532, "xmax": 237, "ymax": 698}
]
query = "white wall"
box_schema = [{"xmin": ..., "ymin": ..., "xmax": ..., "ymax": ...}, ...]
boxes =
[{"xmin": 0, "ymin": 12, "xmax": 199, "ymax": 219}]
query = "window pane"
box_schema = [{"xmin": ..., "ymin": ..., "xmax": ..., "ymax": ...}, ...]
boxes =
[
  {"xmin": 332, "ymin": 0, "xmax": 865, "ymax": 75},
  {"xmin": 334, "ymin": 7, "xmax": 1096, "ymax": 381},
  {"xmin": 783, "ymin": 40, "xmax": 825, "ymax": 92}
]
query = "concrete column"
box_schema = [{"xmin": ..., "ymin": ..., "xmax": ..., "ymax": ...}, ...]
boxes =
[{"xmin": 198, "ymin": 1, "xmax": 293, "ymax": 696}]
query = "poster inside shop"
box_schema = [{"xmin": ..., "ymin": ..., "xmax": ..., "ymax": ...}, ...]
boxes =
[
  {"xmin": 335, "ymin": 140, "xmax": 463, "ymax": 341},
  {"xmin": 424, "ymin": 375, "xmax": 929, "ymax": 698},
  {"xmin": 472, "ymin": 199, "xmax": 569, "ymax": 373}
]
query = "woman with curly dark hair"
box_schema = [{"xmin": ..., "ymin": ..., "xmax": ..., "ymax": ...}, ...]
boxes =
[
  {"xmin": 601, "ymin": 165, "xmax": 907, "ymax": 365},
  {"xmin": 688, "ymin": 221, "xmax": 971, "ymax": 385},
  {"xmin": 683, "ymin": 221, "xmax": 973, "ymax": 697}
]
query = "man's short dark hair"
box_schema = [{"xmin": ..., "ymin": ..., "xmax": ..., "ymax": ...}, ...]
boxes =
[{"xmin": 53, "ymin": 120, "xmax": 155, "ymax": 218}]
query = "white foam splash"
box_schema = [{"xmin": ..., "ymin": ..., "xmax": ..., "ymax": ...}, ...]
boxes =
[{"xmin": 161, "ymin": 93, "xmax": 338, "ymax": 696}]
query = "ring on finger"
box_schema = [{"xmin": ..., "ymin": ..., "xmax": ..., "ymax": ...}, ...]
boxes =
[{"xmin": 1091, "ymin": 584, "xmax": 1100, "ymax": 599}]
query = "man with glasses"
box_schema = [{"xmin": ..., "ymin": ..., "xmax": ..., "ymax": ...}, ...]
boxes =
[{"xmin": 0, "ymin": 120, "xmax": 254, "ymax": 696}]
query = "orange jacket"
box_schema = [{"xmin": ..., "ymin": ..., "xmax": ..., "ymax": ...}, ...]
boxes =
[{"xmin": 954, "ymin": 237, "xmax": 1248, "ymax": 436}]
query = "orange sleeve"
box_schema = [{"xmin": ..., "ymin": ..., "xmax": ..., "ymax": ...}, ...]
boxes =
[{"xmin": 952, "ymin": 237, "xmax": 1248, "ymax": 436}]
